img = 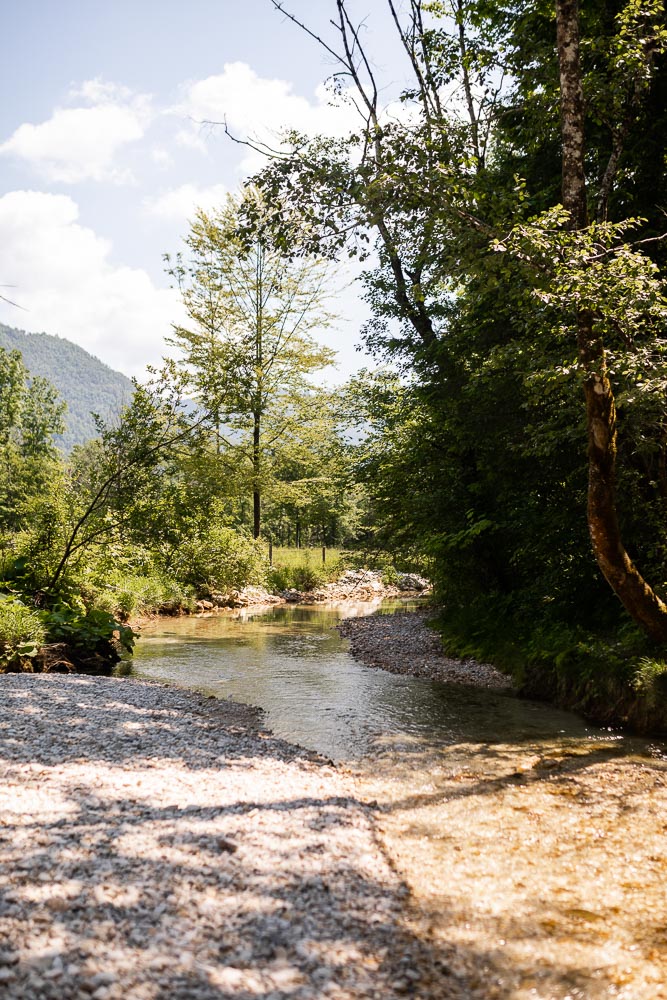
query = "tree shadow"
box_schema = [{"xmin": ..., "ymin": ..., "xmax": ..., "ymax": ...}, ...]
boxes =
[
  {"xmin": 1, "ymin": 675, "xmax": 457, "ymax": 998},
  {"xmin": 355, "ymin": 725, "xmax": 667, "ymax": 999},
  {"xmin": 0, "ymin": 675, "xmax": 651, "ymax": 999}
]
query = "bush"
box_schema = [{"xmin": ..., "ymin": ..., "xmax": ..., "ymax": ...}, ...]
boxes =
[
  {"xmin": 0, "ymin": 596, "xmax": 46, "ymax": 670},
  {"xmin": 434, "ymin": 595, "xmax": 667, "ymax": 734},
  {"xmin": 632, "ymin": 658, "xmax": 667, "ymax": 712},
  {"xmin": 89, "ymin": 571, "xmax": 196, "ymax": 619},
  {"xmin": 267, "ymin": 563, "xmax": 326, "ymax": 592},
  {"xmin": 173, "ymin": 526, "xmax": 267, "ymax": 594},
  {"xmin": 266, "ymin": 547, "xmax": 348, "ymax": 592},
  {"xmin": 42, "ymin": 604, "xmax": 135, "ymax": 672}
]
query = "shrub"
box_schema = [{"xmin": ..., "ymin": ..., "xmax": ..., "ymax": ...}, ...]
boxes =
[
  {"xmin": 90, "ymin": 571, "xmax": 196, "ymax": 619},
  {"xmin": 43, "ymin": 604, "xmax": 135, "ymax": 668},
  {"xmin": 632, "ymin": 658, "xmax": 667, "ymax": 710},
  {"xmin": 173, "ymin": 526, "xmax": 267, "ymax": 594},
  {"xmin": 0, "ymin": 596, "xmax": 47, "ymax": 670},
  {"xmin": 267, "ymin": 547, "xmax": 347, "ymax": 592}
]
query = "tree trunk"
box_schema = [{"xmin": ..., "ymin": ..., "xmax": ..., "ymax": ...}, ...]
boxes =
[
  {"xmin": 556, "ymin": 0, "xmax": 667, "ymax": 642},
  {"xmin": 252, "ymin": 412, "xmax": 261, "ymax": 539}
]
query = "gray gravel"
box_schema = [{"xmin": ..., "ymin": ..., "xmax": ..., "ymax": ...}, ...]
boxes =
[
  {"xmin": 336, "ymin": 610, "xmax": 513, "ymax": 690},
  {"xmin": 0, "ymin": 674, "xmax": 463, "ymax": 1000}
]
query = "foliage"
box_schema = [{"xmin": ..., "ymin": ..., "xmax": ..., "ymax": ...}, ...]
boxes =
[
  {"xmin": 165, "ymin": 189, "xmax": 336, "ymax": 539},
  {"xmin": 266, "ymin": 546, "xmax": 347, "ymax": 592},
  {"xmin": 42, "ymin": 365, "xmax": 203, "ymax": 595},
  {"xmin": 632, "ymin": 657, "xmax": 667, "ymax": 713},
  {"xmin": 243, "ymin": 0, "xmax": 667, "ymax": 721},
  {"xmin": 172, "ymin": 524, "xmax": 267, "ymax": 595},
  {"xmin": 0, "ymin": 596, "xmax": 46, "ymax": 670},
  {"xmin": 41, "ymin": 603, "xmax": 135, "ymax": 664},
  {"xmin": 83, "ymin": 569, "xmax": 196, "ymax": 620}
]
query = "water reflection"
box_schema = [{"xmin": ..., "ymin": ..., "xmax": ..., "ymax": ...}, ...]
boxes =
[{"xmin": 134, "ymin": 601, "xmax": 600, "ymax": 762}]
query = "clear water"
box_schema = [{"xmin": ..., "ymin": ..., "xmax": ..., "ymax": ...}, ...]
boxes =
[
  {"xmin": 132, "ymin": 601, "xmax": 667, "ymax": 997},
  {"xmin": 132, "ymin": 601, "xmax": 595, "ymax": 761}
]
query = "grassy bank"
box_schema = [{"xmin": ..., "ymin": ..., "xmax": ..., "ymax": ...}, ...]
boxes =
[{"xmin": 435, "ymin": 600, "xmax": 667, "ymax": 735}]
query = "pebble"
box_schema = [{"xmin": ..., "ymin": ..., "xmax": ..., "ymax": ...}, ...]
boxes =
[
  {"xmin": 337, "ymin": 609, "xmax": 513, "ymax": 689},
  {"xmin": 0, "ymin": 674, "xmax": 462, "ymax": 1000}
]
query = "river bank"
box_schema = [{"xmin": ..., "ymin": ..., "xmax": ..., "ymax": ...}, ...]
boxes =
[
  {"xmin": 192, "ymin": 570, "xmax": 431, "ymax": 613},
  {"xmin": 0, "ymin": 674, "xmax": 463, "ymax": 1000},
  {"xmin": 336, "ymin": 609, "xmax": 512, "ymax": 690},
  {"xmin": 5, "ymin": 607, "xmax": 667, "ymax": 1000},
  {"xmin": 335, "ymin": 608, "xmax": 667, "ymax": 999}
]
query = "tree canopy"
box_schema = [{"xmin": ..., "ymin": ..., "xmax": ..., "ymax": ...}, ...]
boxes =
[{"xmin": 166, "ymin": 190, "xmax": 336, "ymax": 538}]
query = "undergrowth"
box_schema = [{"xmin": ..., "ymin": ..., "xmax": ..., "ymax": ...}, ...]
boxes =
[
  {"xmin": 267, "ymin": 547, "xmax": 347, "ymax": 592},
  {"xmin": 434, "ymin": 596, "xmax": 667, "ymax": 734}
]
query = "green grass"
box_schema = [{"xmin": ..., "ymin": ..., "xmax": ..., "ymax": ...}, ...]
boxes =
[
  {"xmin": 266, "ymin": 546, "xmax": 347, "ymax": 592},
  {"xmin": 0, "ymin": 596, "xmax": 47, "ymax": 670},
  {"xmin": 80, "ymin": 570, "xmax": 197, "ymax": 620}
]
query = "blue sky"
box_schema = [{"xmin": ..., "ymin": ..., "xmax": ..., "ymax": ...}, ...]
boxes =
[{"xmin": 0, "ymin": 1, "xmax": 406, "ymax": 379}]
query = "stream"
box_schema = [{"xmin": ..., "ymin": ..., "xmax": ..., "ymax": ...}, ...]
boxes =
[
  {"xmin": 132, "ymin": 600, "xmax": 595, "ymax": 761},
  {"xmin": 133, "ymin": 601, "xmax": 667, "ymax": 1000}
]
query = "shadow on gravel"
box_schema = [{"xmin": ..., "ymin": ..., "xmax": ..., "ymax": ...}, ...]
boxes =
[
  {"xmin": 0, "ymin": 676, "xmax": 475, "ymax": 1000},
  {"xmin": 356, "ymin": 737, "xmax": 667, "ymax": 1000},
  {"xmin": 2, "ymin": 678, "xmax": 663, "ymax": 999}
]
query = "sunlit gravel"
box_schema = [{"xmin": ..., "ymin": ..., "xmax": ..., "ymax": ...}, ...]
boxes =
[
  {"xmin": 0, "ymin": 674, "xmax": 463, "ymax": 1000},
  {"xmin": 340, "ymin": 609, "xmax": 667, "ymax": 999}
]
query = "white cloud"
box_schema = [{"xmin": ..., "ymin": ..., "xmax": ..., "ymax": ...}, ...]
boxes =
[
  {"xmin": 0, "ymin": 190, "xmax": 183, "ymax": 377},
  {"xmin": 144, "ymin": 182, "xmax": 228, "ymax": 223},
  {"xmin": 151, "ymin": 147, "xmax": 173, "ymax": 169},
  {"xmin": 174, "ymin": 127, "xmax": 209, "ymax": 154},
  {"xmin": 0, "ymin": 80, "xmax": 152, "ymax": 184},
  {"xmin": 69, "ymin": 79, "xmax": 135, "ymax": 104},
  {"xmin": 174, "ymin": 62, "xmax": 362, "ymax": 170}
]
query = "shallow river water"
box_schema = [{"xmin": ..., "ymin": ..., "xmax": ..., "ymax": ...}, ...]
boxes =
[
  {"xmin": 133, "ymin": 601, "xmax": 595, "ymax": 761},
  {"xmin": 134, "ymin": 602, "xmax": 667, "ymax": 1000}
]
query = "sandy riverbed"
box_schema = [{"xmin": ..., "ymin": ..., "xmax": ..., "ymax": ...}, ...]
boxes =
[{"xmin": 340, "ymin": 609, "xmax": 667, "ymax": 1000}]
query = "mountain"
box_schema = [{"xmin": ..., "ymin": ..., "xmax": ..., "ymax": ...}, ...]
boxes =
[{"xmin": 0, "ymin": 323, "xmax": 134, "ymax": 451}]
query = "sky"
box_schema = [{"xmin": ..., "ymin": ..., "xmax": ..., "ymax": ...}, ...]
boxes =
[{"xmin": 0, "ymin": 0, "xmax": 408, "ymax": 381}]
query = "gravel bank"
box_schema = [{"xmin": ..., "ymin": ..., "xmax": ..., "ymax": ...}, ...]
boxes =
[
  {"xmin": 0, "ymin": 674, "xmax": 464, "ymax": 1000},
  {"xmin": 337, "ymin": 609, "xmax": 512, "ymax": 690}
]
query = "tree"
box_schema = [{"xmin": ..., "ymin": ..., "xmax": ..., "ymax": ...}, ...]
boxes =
[
  {"xmin": 550, "ymin": 0, "xmax": 667, "ymax": 640},
  {"xmin": 255, "ymin": 0, "xmax": 667, "ymax": 645},
  {"xmin": 0, "ymin": 347, "xmax": 66, "ymax": 535},
  {"xmin": 166, "ymin": 189, "xmax": 335, "ymax": 539},
  {"xmin": 263, "ymin": 393, "xmax": 365, "ymax": 548},
  {"xmin": 42, "ymin": 367, "xmax": 201, "ymax": 595}
]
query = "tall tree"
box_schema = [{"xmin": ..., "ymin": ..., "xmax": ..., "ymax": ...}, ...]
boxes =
[
  {"xmin": 256, "ymin": 0, "xmax": 667, "ymax": 643},
  {"xmin": 555, "ymin": 0, "xmax": 667, "ymax": 641},
  {"xmin": 166, "ymin": 189, "xmax": 335, "ymax": 538},
  {"xmin": 0, "ymin": 347, "xmax": 66, "ymax": 534}
]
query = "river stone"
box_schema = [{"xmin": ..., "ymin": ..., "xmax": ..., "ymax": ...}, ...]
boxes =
[{"xmin": 0, "ymin": 673, "xmax": 461, "ymax": 1000}]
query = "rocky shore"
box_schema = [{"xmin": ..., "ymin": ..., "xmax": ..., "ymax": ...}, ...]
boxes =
[
  {"xmin": 0, "ymin": 674, "xmax": 464, "ymax": 1000},
  {"xmin": 195, "ymin": 570, "xmax": 431, "ymax": 612},
  {"xmin": 337, "ymin": 609, "xmax": 512, "ymax": 690}
]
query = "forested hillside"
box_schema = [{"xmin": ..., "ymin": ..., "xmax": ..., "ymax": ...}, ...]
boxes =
[{"xmin": 0, "ymin": 324, "xmax": 134, "ymax": 450}]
